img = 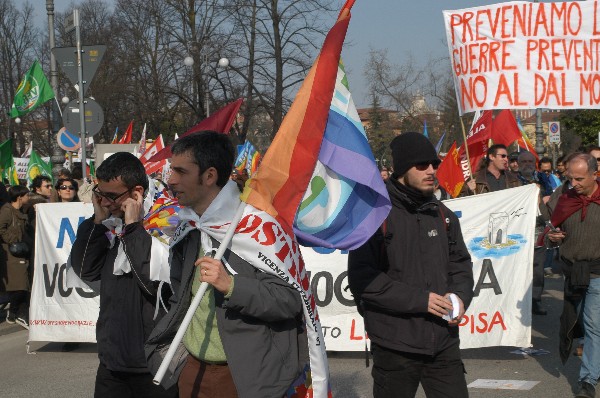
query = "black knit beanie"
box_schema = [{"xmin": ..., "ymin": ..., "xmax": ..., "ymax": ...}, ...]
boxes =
[{"xmin": 390, "ymin": 132, "xmax": 440, "ymax": 177}]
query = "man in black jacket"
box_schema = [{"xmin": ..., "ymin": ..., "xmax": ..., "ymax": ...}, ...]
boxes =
[
  {"xmin": 70, "ymin": 152, "xmax": 176, "ymax": 398},
  {"xmin": 348, "ymin": 132, "xmax": 474, "ymax": 398}
]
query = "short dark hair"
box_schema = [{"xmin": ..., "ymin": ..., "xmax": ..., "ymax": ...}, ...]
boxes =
[
  {"xmin": 557, "ymin": 155, "xmax": 566, "ymax": 165},
  {"xmin": 487, "ymin": 144, "xmax": 507, "ymax": 158},
  {"xmin": 58, "ymin": 168, "xmax": 72, "ymax": 178},
  {"xmin": 9, "ymin": 185, "xmax": 30, "ymax": 202},
  {"xmin": 30, "ymin": 175, "xmax": 52, "ymax": 191},
  {"xmin": 96, "ymin": 152, "xmax": 149, "ymax": 191},
  {"xmin": 71, "ymin": 163, "xmax": 83, "ymax": 180},
  {"xmin": 171, "ymin": 131, "xmax": 235, "ymax": 188},
  {"xmin": 538, "ymin": 157, "xmax": 552, "ymax": 168}
]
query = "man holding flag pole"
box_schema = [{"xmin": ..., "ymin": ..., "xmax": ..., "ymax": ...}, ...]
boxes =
[{"xmin": 147, "ymin": 1, "xmax": 389, "ymax": 397}]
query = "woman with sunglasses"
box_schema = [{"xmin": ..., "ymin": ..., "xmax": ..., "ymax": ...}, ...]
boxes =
[{"xmin": 55, "ymin": 178, "xmax": 80, "ymax": 203}]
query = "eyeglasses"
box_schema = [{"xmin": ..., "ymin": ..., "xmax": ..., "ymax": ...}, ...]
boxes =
[
  {"xmin": 415, "ymin": 162, "xmax": 439, "ymax": 171},
  {"xmin": 59, "ymin": 185, "xmax": 75, "ymax": 191},
  {"xmin": 496, "ymin": 154, "xmax": 508, "ymax": 158},
  {"xmin": 43, "ymin": 184, "xmax": 52, "ymax": 189},
  {"xmin": 92, "ymin": 185, "xmax": 132, "ymax": 203}
]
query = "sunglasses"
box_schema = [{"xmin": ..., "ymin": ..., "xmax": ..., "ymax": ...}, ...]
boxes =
[
  {"xmin": 415, "ymin": 162, "xmax": 439, "ymax": 171},
  {"xmin": 496, "ymin": 154, "xmax": 508, "ymax": 158},
  {"xmin": 59, "ymin": 185, "xmax": 75, "ymax": 191},
  {"xmin": 596, "ymin": 157, "xmax": 600, "ymax": 162},
  {"xmin": 92, "ymin": 185, "xmax": 132, "ymax": 203}
]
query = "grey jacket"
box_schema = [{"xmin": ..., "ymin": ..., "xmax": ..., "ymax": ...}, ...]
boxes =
[{"xmin": 145, "ymin": 229, "xmax": 307, "ymax": 397}]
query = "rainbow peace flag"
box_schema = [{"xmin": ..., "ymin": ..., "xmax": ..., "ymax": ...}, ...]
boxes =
[
  {"xmin": 240, "ymin": 0, "xmax": 389, "ymax": 253},
  {"xmin": 294, "ymin": 61, "xmax": 391, "ymax": 249},
  {"xmin": 234, "ymin": 140, "xmax": 261, "ymax": 177}
]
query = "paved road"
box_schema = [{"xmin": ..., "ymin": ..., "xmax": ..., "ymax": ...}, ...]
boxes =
[{"xmin": 0, "ymin": 275, "xmax": 584, "ymax": 398}]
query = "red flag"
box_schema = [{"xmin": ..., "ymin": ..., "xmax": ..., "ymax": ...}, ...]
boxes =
[
  {"xmin": 117, "ymin": 120, "xmax": 134, "ymax": 144},
  {"xmin": 140, "ymin": 135, "xmax": 166, "ymax": 175},
  {"xmin": 147, "ymin": 98, "xmax": 243, "ymax": 162},
  {"xmin": 436, "ymin": 141, "xmax": 465, "ymax": 198},
  {"xmin": 456, "ymin": 110, "xmax": 492, "ymax": 178},
  {"xmin": 492, "ymin": 110, "xmax": 522, "ymax": 147},
  {"xmin": 465, "ymin": 110, "xmax": 492, "ymax": 146}
]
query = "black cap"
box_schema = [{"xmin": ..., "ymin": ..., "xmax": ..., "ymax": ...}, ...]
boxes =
[{"xmin": 390, "ymin": 132, "xmax": 440, "ymax": 177}]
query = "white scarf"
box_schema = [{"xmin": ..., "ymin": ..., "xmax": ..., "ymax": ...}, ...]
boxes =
[{"xmin": 172, "ymin": 180, "xmax": 329, "ymax": 398}]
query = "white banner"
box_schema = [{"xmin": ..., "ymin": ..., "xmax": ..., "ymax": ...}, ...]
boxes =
[
  {"xmin": 303, "ymin": 185, "xmax": 538, "ymax": 350},
  {"xmin": 27, "ymin": 186, "xmax": 538, "ymax": 349},
  {"xmin": 29, "ymin": 203, "xmax": 98, "ymax": 343},
  {"xmin": 444, "ymin": 184, "xmax": 538, "ymax": 349},
  {"xmin": 444, "ymin": 1, "xmax": 600, "ymax": 114}
]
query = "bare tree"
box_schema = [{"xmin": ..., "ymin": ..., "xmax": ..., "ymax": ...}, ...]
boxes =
[{"xmin": 0, "ymin": 1, "xmax": 42, "ymax": 152}]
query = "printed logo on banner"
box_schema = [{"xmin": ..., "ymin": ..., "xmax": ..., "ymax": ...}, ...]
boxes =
[{"xmin": 467, "ymin": 211, "xmax": 528, "ymax": 258}]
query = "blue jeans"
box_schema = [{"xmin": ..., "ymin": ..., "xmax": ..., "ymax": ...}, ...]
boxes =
[{"xmin": 579, "ymin": 277, "xmax": 600, "ymax": 386}]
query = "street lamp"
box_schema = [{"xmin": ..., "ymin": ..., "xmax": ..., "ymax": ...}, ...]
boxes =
[{"xmin": 184, "ymin": 55, "xmax": 229, "ymax": 117}]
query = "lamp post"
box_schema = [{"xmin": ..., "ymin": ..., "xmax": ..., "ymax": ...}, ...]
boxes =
[
  {"xmin": 184, "ymin": 55, "xmax": 229, "ymax": 118},
  {"xmin": 47, "ymin": 0, "xmax": 65, "ymax": 179}
]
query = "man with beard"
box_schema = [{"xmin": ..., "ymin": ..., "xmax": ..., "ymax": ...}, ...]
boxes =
[
  {"xmin": 517, "ymin": 151, "xmax": 554, "ymax": 315},
  {"xmin": 547, "ymin": 153, "xmax": 600, "ymax": 398},
  {"xmin": 348, "ymin": 132, "xmax": 474, "ymax": 398}
]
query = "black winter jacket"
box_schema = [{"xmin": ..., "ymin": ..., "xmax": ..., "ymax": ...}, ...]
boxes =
[
  {"xmin": 71, "ymin": 217, "xmax": 166, "ymax": 373},
  {"xmin": 348, "ymin": 179, "xmax": 474, "ymax": 356}
]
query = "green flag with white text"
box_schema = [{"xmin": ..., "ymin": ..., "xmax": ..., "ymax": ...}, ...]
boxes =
[
  {"xmin": 27, "ymin": 149, "xmax": 53, "ymax": 186},
  {"xmin": 9, "ymin": 60, "xmax": 55, "ymax": 118}
]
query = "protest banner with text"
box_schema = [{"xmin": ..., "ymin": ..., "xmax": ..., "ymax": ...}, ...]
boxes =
[{"xmin": 444, "ymin": 1, "xmax": 600, "ymax": 114}]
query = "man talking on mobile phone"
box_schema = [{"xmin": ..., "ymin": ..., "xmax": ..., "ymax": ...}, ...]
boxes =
[{"xmin": 70, "ymin": 152, "xmax": 178, "ymax": 398}]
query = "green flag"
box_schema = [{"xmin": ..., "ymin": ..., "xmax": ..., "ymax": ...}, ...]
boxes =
[
  {"xmin": 0, "ymin": 139, "xmax": 18, "ymax": 185},
  {"xmin": 89, "ymin": 160, "xmax": 96, "ymax": 178},
  {"xmin": 9, "ymin": 60, "xmax": 55, "ymax": 118},
  {"xmin": 27, "ymin": 149, "xmax": 53, "ymax": 186}
]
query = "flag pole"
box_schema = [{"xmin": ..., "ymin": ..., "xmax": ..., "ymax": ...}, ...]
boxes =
[
  {"xmin": 152, "ymin": 201, "xmax": 246, "ymax": 385},
  {"xmin": 459, "ymin": 115, "xmax": 473, "ymax": 177}
]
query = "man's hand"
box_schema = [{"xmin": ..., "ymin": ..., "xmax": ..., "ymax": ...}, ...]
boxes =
[
  {"xmin": 196, "ymin": 256, "xmax": 232, "ymax": 294},
  {"xmin": 122, "ymin": 191, "xmax": 144, "ymax": 225},
  {"xmin": 547, "ymin": 228, "xmax": 566, "ymax": 243},
  {"xmin": 92, "ymin": 190, "xmax": 110, "ymax": 224},
  {"xmin": 466, "ymin": 179, "xmax": 476, "ymax": 192},
  {"xmin": 445, "ymin": 293, "xmax": 465, "ymax": 326},
  {"xmin": 428, "ymin": 292, "xmax": 453, "ymax": 318}
]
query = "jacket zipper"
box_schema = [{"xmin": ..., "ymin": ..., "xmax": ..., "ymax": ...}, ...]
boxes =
[
  {"xmin": 121, "ymin": 238, "xmax": 152, "ymax": 296},
  {"xmin": 79, "ymin": 224, "xmax": 97, "ymax": 279}
]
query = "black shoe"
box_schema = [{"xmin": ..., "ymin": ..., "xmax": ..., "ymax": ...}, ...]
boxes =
[
  {"xmin": 575, "ymin": 381, "xmax": 595, "ymax": 398},
  {"xmin": 532, "ymin": 301, "xmax": 547, "ymax": 316}
]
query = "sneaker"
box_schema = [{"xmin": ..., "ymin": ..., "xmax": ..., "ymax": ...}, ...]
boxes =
[
  {"xmin": 575, "ymin": 381, "xmax": 595, "ymax": 398},
  {"xmin": 15, "ymin": 317, "xmax": 29, "ymax": 330},
  {"xmin": 6, "ymin": 312, "xmax": 16, "ymax": 324}
]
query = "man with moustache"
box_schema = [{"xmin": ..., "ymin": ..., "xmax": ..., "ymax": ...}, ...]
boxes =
[
  {"xmin": 461, "ymin": 144, "xmax": 520, "ymax": 196},
  {"xmin": 348, "ymin": 132, "xmax": 474, "ymax": 398},
  {"xmin": 547, "ymin": 153, "xmax": 600, "ymax": 398}
]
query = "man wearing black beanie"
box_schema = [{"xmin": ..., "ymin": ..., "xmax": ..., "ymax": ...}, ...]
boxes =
[{"xmin": 348, "ymin": 132, "xmax": 474, "ymax": 398}]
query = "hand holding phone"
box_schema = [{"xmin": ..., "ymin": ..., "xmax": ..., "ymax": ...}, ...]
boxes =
[{"xmin": 545, "ymin": 221, "xmax": 558, "ymax": 232}]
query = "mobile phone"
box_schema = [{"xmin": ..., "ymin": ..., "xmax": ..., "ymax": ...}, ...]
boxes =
[{"xmin": 545, "ymin": 221, "xmax": 558, "ymax": 232}]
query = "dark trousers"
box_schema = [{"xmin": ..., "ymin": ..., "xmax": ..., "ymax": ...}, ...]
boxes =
[
  {"xmin": 178, "ymin": 355, "xmax": 238, "ymax": 398},
  {"xmin": 8, "ymin": 290, "xmax": 28, "ymax": 318},
  {"xmin": 94, "ymin": 362, "xmax": 177, "ymax": 398},
  {"xmin": 371, "ymin": 341, "xmax": 468, "ymax": 398},
  {"xmin": 533, "ymin": 246, "xmax": 546, "ymax": 302}
]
